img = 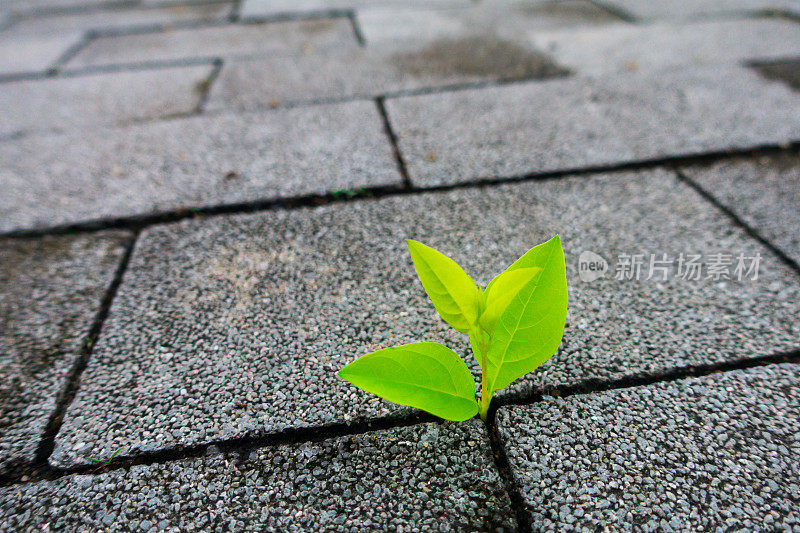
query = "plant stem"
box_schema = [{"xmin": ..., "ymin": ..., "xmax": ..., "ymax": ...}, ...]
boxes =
[{"xmin": 479, "ymin": 337, "xmax": 490, "ymax": 421}]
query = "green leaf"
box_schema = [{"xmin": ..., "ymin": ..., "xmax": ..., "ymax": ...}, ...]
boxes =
[
  {"xmin": 406, "ymin": 240, "xmax": 481, "ymax": 333},
  {"xmin": 339, "ymin": 342, "xmax": 479, "ymax": 421},
  {"xmin": 478, "ymin": 267, "xmax": 542, "ymax": 333},
  {"xmin": 484, "ymin": 235, "xmax": 568, "ymax": 394}
]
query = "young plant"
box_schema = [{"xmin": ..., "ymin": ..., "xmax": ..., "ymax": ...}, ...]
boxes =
[{"xmin": 339, "ymin": 235, "xmax": 568, "ymax": 421}]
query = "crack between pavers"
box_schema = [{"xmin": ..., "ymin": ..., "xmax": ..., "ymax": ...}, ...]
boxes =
[
  {"xmin": 3, "ymin": 348, "xmax": 798, "ymax": 490},
  {"xmin": 3, "ymin": 142, "xmax": 799, "ymax": 241},
  {"xmin": 195, "ymin": 58, "xmax": 223, "ymax": 114},
  {"xmin": 375, "ymin": 96, "xmax": 412, "ymax": 189},
  {"xmin": 29, "ymin": 230, "xmax": 139, "ymax": 469},
  {"xmin": 347, "ymin": 9, "xmax": 366, "ymax": 46},
  {"xmin": 673, "ymin": 167, "xmax": 800, "ymax": 278},
  {"xmin": 585, "ymin": 0, "xmax": 638, "ymax": 22}
]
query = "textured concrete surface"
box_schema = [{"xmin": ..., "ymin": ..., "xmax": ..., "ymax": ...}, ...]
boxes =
[
  {"xmin": 3, "ymin": 421, "xmax": 516, "ymax": 530},
  {"xmin": 241, "ymin": 0, "xmax": 469, "ymax": 19},
  {"xmin": 682, "ymin": 154, "xmax": 800, "ymax": 265},
  {"xmin": 66, "ymin": 19, "xmax": 358, "ymax": 68},
  {"xmin": 0, "ymin": 101, "xmax": 401, "ymax": 233},
  {"xmin": 497, "ymin": 364, "xmax": 800, "ymax": 531},
  {"xmin": 529, "ymin": 18, "xmax": 800, "ymax": 75},
  {"xmin": 52, "ymin": 169, "xmax": 800, "ymax": 466},
  {"xmin": 357, "ymin": 0, "xmax": 621, "ymax": 45},
  {"xmin": 0, "ymin": 232, "xmax": 130, "ymax": 475},
  {"xmin": 5, "ymin": 2, "xmax": 233, "ymax": 35},
  {"xmin": 386, "ymin": 64, "xmax": 800, "ymax": 186},
  {"xmin": 0, "ymin": 32, "xmax": 82, "ymax": 76},
  {"xmin": 600, "ymin": 0, "xmax": 799, "ymax": 20},
  {"xmin": 0, "ymin": 64, "xmax": 213, "ymax": 138},
  {"xmin": 206, "ymin": 38, "xmax": 567, "ymax": 111}
]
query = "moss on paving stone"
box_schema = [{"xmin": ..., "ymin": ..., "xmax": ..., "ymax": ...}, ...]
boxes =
[
  {"xmin": 0, "ymin": 231, "xmax": 130, "ymax": 475},
  {"xmin": 51, "ymin": 169, "xmax": 800, "ymax": 467},
  {"xmin": 497, "ymin": 364, "xmax": 800, "ymax": 531},
  {"xmin": 2, "ymin": 421, "xmax": 516, "ymax": 531}
]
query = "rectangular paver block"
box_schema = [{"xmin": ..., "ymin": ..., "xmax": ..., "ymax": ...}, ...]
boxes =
[
  {"xmin": 206, "ymin": 38, "xmax": 567, "ymax": 112},
  {"xmin": 4, "ymin": 422, "xmax": 516, "ymax": 530},
  {"xmin": 0, "ymin": 32, "xmax": 82, "ymax": 76},
  {"xmin": 385, "ymin": 64, "xmax": 800, "ymax": 187},
  {"xmin": 528, "ymin": 18, "xmax": 800, "ymax": 75},
  {"xmin": 681, "ymin": 154, "xmax": 800, "ymax": 266},
  {"xmin": 65, "ymin": 19, "xmax": 358, "ymax": 68},
  {"xmin": 0, "ymin": 64, "xmax": 214, "ymax": 138},
  {"xmin": 241, "ymin": 0, "xmax": 469, "ymax": 19},
  {"xmin": 6, "ymin": 2, "xmax": 233, "ymax": 35},
  {"xmin": 357, "ymin": 0, "xmax": 622, "ymax": 45},
  {"xmin": 0, "ymin": 231, "xmax": 130, "ymax": 475},
  {"xmin": 51, "ymin": 169, "xmax": 800, "ymax": 466},
  {"xmin": 0, "ymin": 100, "xmax": 402, "ymax": 233},
  {"xmin": 600, "ymin": 0, "xmax": 799, "ymax": 20},
  {"xmin": 497, "ymin": 364, "xmax": 800, "ymax": 530}
]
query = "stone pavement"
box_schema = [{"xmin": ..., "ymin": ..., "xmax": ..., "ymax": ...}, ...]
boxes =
[{"xmin": 1, "ymin": 0, "xmax": 799, "ymax": 530}]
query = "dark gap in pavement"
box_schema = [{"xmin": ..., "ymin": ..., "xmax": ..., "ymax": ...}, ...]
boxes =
[
  {"xmin": 748, "ymin": 56, "xmax": 800, "ymax": 91},
  {"xmin": 375, "ymin": 97, "xmax": 412, "ymax": 189},
  {"xmin": 484, "ymin": 411, "xmax": 534, "ymax": 533},
  {"xmin": 48, "ymin": 32, "xmax": 94, "ymax": 75},
  {"xmin": 31, "ymin": 231, "xmax": 139, "ymax": 468},
  {"xmin": 3, "ymin": 142, "xmax": 799, "ymax": 240},
  {"xmin": 195, "ymin": 57, "xmax": 223, "ymax": 113},
  {"xmin": 585, "ymin": 0, "xmax": 637, "ymax": 22},
  {"xmin": 674, "ymin": 167, "xmax": 800, "ymax": 277},
  {"xmin": 347, "ymin": 10, "xmax": 366, "ymax": 46}
]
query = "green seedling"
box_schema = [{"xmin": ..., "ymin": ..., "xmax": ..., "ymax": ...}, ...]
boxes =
[
  {"xmin": 87, "ymin": 447, "xmax": 127, "ymax": 470},
  {"xmin": 339, "ymin": 235, "xmax": 568, "ymax": 421}
]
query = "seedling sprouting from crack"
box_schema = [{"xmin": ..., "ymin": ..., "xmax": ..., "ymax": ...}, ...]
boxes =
[
  {"xmin": 340, "ymin": 235, "xmax": 568, "ymax": 421},
  {"xmin": 87, "ymin": 447, "xmax": 127, "ymax": 470}
]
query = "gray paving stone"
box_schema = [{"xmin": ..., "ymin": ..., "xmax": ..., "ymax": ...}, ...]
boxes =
[
  {"xmin": 1, "ymin": 0, "xmax": 128, "ymax": 17},
  {"xmin": 0, "ymin": 64, "xmax": 213, "ymax": 138},
  {"xmin": 241, "ymin": 0, "xmax": 469, "ymax": 19},
  {"xmin": 497, "ymin": 364, "xmax": 800, "ymax": 531},
  {"xmin": 51, "ymin": 169, "xmax": 800, "ymax": 466},
  {"xmin": 529, "ymin": 18, "xmax": 800, "ymax": 75},
  {"xmin": 4, "ymin": 421, "xmax": 516, "ymax": 530},
  {"xmin": 0, "ymin": 31, "xmax": 82, "ymax": 76},
  {"xmin": 357, "ymin": 0, "xmax": 622, "ymax": 45},
  {"xmin": 682, "ymin": 154, "xmax": 800, "ymax": 266},
  {"xmin": 386, "ymin": 64, "xmax": 800, "ymax": 187},
  {"xmin": 5, "ymin": 2, "xmax": 233, "ymax": 35},
  {"xmin": 599, "ymin": 0, "xmax": 800, "ymax": 20},
  {"xmin": 0, "ymin": 100, "xmax": 401, "ymax": 233},
  {"xmin": 65, "ymin": 19, "xmax": 357, "ymax": 69},
  {"xmin": 206, "ymin": 38, "xmax": 567, "ymax": 112},
  {"xmin": 0, "ymin": 231, "xmax": 130, "ymax": 475}
]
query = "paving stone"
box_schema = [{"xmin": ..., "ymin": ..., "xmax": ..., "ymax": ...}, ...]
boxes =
[
  {"xmin": 357, "ymin": 0, "xmax": 622, "ymax": 45},
  {"xmin": 1, "ymin": 0, "xmax": 128, "ymax": 17},
  {"xmin": 3, "ymin": 421, "xmax": 515, "ymax": 530},
  {"xmin": 0, "ymin": 31, "xmax": 82, "ymax": 76},
  {"xmin": 529, "ymin": 18, "xmax": 800, "ymax": 75},
  {"xmin": 0, "ymin": 64, "xmax": 213, "ymax": 138},
  {"xmin": 0, "ymin": 231, "xmax": 130, "ymax": 475},
  {"xmin": 240, "ymin": 0, "xmax": 469, "ymax": 19},
  {"xmin": 0, "ymin": 100, "xmax": 401, "ymax": 233},
  {"xmin": 386, "ymin": 64, "xmax": 800, "ymax": 187},
  {"xmin": 6, "ymin": 2, "xmax": 233, "ymax": 36},
  {"xmin": 65, "ymin": 19, "xmax": 357, "ymax": 69},
  {"xmin": 51, "ymin": 169, "xmax": 800, "ymax": 466},
  {"xmin": 497, "ymin": 364, "xmax": 800, "ymax": 531},
  {"xmin": 206, "ymin": 37, "xmax": 567, "ymax": 112},
  {"xmin": 599, "ymin": 0, "xmax": 799, "ymax": 20},
  {"xmin": 681, "ymin": 154, "xmax": 800, "ymax": 266}
]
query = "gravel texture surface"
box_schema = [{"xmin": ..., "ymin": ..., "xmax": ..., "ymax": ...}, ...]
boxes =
[
  {"xmin": 0, "ymin": 32, "xmax": 82, "ymax": 76},
  {"xmin": 0, "ymin": 64, "xmax": 213, "ymax": 138},
  {"xmin": 206, "ymin": 37, "xmax": 566, "ymax": 112},
  {"xmin": 356, "ymin": 0, "xmax": 620, "ymax": 45},
  {"xmin": 0, "ymin": 100, "xmax": 401, "ymax": 233},
  {"xmin": 52, "ymin": 169, "xmax": 800, "ymax": 466},
  {"xmin": 0, "ymin": 232, "xmax": 130, "ymax": 475},
  {"xmin": 65, "ymin": 19, "xmax": 357, "ymax": 68},
  {"xmin": 386, "ymin": 64, "xmax": 800, "ymax": 187},
  {"xmin": 5, "ymin": 421, "xmax": 516, "ymax": 531},
  {"xmin": 681, "ymin": 154, "xmax": 800, "ymax": 266},
  {"xmin": 528, "ymin": 18, "xmax": 800, "ymax": 75},
  {"xmin": 599, "ymin": 0, "xmax": 798, "ymax": 20},
  {"xmin": 497, "ymin": 364, "xmax": 800, "ymax": 531}
]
